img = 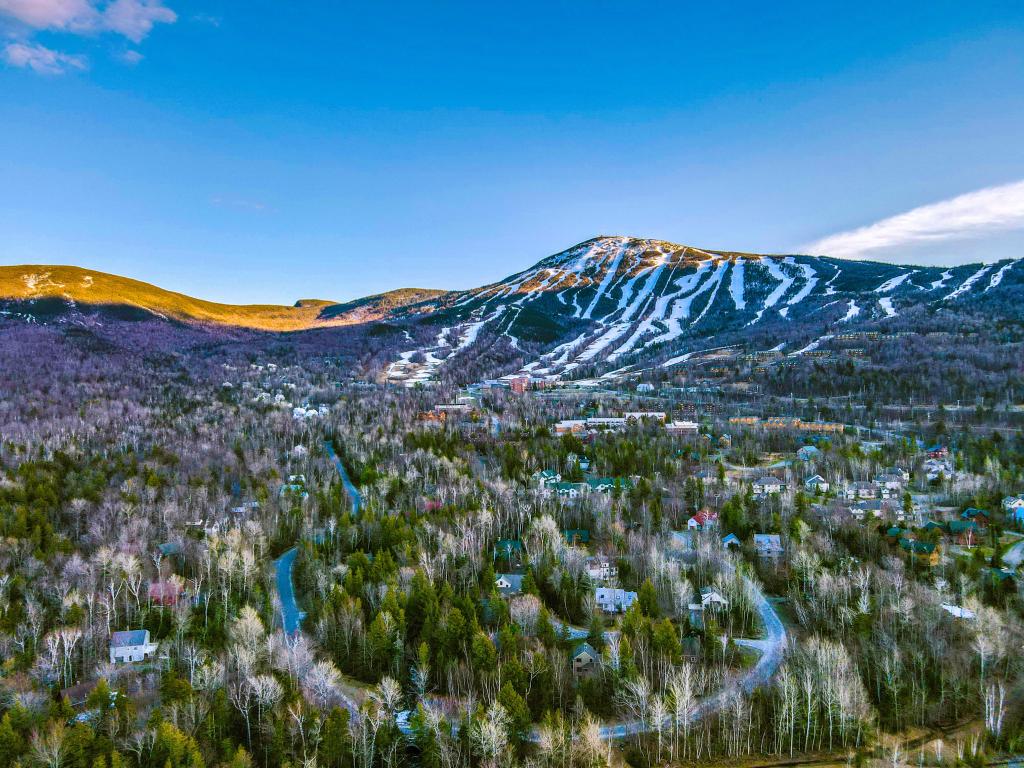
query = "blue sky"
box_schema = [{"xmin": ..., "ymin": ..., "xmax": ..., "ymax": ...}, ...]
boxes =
[{"xmin": 2, "ymin": 1, "xmax": 1024, "ymax": 304}]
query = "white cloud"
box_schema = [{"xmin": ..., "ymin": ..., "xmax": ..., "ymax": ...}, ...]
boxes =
[
  {"xmin": 805, "ymin": 179, "xmax": 1024, "ymax": 260},
  {"xmin": 102, "ymin": 0, "xmax": 175, "ymax": 43},
  {"xmin": 0, "ymin": 0, "xmax": 175, "ymax": 73},
  {"xmin": 116, "ymin": 46, "xmax": 142, "ymax": 63},
  {"xmin": 2, "ymin": 40, "xmax": 86, "ymax": 73},
  {"xmin": 0, "ymin": 0, "xmax": 99, "ymax": 31}
]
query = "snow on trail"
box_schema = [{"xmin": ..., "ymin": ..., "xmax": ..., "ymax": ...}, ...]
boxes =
[
  {"xmin": 729, "ymin": 259, "xmax": 746, "ymax": 310},
  {"xmin": 874, "ymin": 271, "xmax": 915, "ymax": 293},
  {"xmin": 606, "ymin": 263, "xmax": 682, "ymax": 361},
  {"xmin": 689, "ymin": 261, "xmax": 729, "ymax": 325},
  {"xmin": 840, "ymin": 300, "xmax": 860, "ymax": 322},
  {"xmin": 747, "ymin": 257, "xmax": 795, "ymax": 324},
  {"xmin": 792, "ymin": 334, "xmax": 834, "ymax": 355},
  {"xmin": 985, "ymin": 261, "xmax": 1015, "ymax": 291},
  {"xmin": 945, "ymin": 265, "xmax": 991, "ymax": 301},
  {"xmin": 824, "ymin": 266, "xmax": 841, "ymax": 296},
  {"xmin": 929, "ymin": 270, "xmax": 953, "ymax": 291},
  {"xmin": 577, "ymin": 323, "xmax": 632, "ymax": 362},
  {"xmin": 660, "ymin": 345, "xmax": 735, "ymax": 368},
  {"xmin": 647, "ymin": 261, "xmax": 719, "ymax": 345},
  {"xmin": 784, "ymin": 259, "xmax": 818, "ymax": 306},
  {"xmin": 581, "ymin": 241, "xmax": 628, "ymax": 319},
  {"xmin": 761, "ymin": 258, "xmax": 796, "ymax": 310},
  {"xmin": 618, "ymin": 256, "xmax": 668, "ymax": 323},
  {"xmin": 878, "ymin": 297, "xmax": 897, "ymax": 318}
]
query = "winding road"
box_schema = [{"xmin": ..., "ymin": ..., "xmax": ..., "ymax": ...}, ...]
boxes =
[
  {"xmin": 275, "ymin": 442, "xmax": 788, "ymax": 741},
  {"xmin": 584, "ymin": 572, "xmax": 787, "ymax": 740}
]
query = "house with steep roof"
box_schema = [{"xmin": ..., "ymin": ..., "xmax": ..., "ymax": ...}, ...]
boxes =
[
  {"xmin": 804, "ymin": 474, "xmax": 829, "ymax": 494},
  {"xmin": 721, "ymin": 533, "xmax": 741, "ymax": 550},
  {"xmin": 699, "ymin": 586, "xmax": 729, "ymax": 610},
  {"xmin": 571, "ymin": 642, "xmax": 599, "ymax": 675},
  {"xmin": 532, "ymin": 469, "xmax": 561, "ymax": 488},
  {"xmin": 109, "ymin": 630, "xmax": 158, "ymax": 664},
  {"xmin": 687, "ymin": 509, "xmax": 718, "ymax": 530},
  {"xmin": 495, "ymin": 574, "xmax": 524, "ymax": 597},
  {"xmin": 898, "ymin": 538, "xmax": 939, "ymax": 566},
  {"xmin": 796, "ymin": 446, "xmax": 820, "ymax": 462}
]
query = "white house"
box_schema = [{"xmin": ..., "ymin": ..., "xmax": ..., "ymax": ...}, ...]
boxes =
[
  {"xmin": 804, "ymin": 474, "xmax": 829, "ymax": 493},
  {"xmin": 842, "ymin": 481, "xmax": 882, "ymax": 501},
  {"xmin": 941, "ymin": 603, "xmax": 976, "ymax": 621},
  {"xmin": 666, "ymin": 420, "xmax": 699, "ymax": 434},
  {"xmin": 586, "ymin": 557, "xmax": 617, "ymax": 583},
  {"xmin": 874, "ymin": 473, "xmax": 905, "ymax": 492},
  {"xmin": 699, "ymin": 586, "xmax": 729, "ymax": 610},
  {"xmin": 532, "ymin": 469, "xmax": 561, "ymax": 488},
  {"xmin": 495, "ymin": 574, "xmax": 524, "ymax": 596},
  {"xmin": 753, "ymin": 533, "xmax": 783, "ymax": 558},
  {"xmin": 595, "ymin": 587, "xmax": 637, "ymax": 614},
  {"xmin": 752, "ymin": 476, "xmax": 785, "ymax": 496},
  {"xmin": 109, "ymin": 630, "xmax": 158, "ymax": 664},
  {"xmin": 1002, "ymin": 494, "xmax": 1024, "ymax": 514}
]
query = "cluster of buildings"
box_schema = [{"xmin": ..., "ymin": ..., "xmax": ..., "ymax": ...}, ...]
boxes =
[
  {"xmin": 727, "ymin": 416, "xmax": 845, "ymax": 434},
  {"xmin": 553, "ymin": 411, "xmax": 668, "ymax": 435},
  {"xmin": 531, "ymin": 469, "xmax": 636, "ymax": 499}
]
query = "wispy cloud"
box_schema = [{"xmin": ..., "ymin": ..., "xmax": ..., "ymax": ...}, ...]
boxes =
[
  {"xmin": 0, "ymin": 0, "xmax": 176, "ymax": 72},
  {"xmin": 211, "ymin": 196, "xmax": 273, "ymax": 214},
  {"xmin": 805, "ymin": 179, "xmax": 1024, "ymax": 259},
  {"xmin": 2, "ymin": 40, "xmax": 86, "ymax": 73}
]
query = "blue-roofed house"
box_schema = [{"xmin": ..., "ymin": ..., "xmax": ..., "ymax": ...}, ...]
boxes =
[
  {"xmin": 562, "ymin": 529, "xmax": 591, "ymax": 546},
  {"xmin": 1002, "ymin": 495, "xmax": 1024, "ymax": 523},
  {"xmin": 495, "ymin": 574, "xmax": 524, "ymax": 597},
  {"xmin": 109, "ymin": 630, "xmax": 158, "ymax": 664},
  {"xmin": 796, "ymin": 446, "xmax": 820, "ymax": 462}
]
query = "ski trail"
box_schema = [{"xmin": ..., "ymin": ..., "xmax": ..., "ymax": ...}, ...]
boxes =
[
  {"xmin": 581, "ymin": 240, "xmax": 628, "ymax": 319},
  {"xmin": 929, "ymin": 270, "xmax": 953, "ymax": 291},
  {"xmin": 945, "ymin": 265, "xmax": 991, "ymax": 301},
  {"xmin": 785, "ymin": 258, "xmax": 818, "ymax": 306},
  {"xmin": 875, "ymin": 271, "xmax": 915, "ymax": 293},
  {"xmin": 792, "ymin": 334, "xmax": 834, "ymax": 355},
  {"xmin": 985, "ymin": 261, "xmax": 1015, "ymax": 291},
  {"xmin": 729, "ymin": 259, "xmax": 746, "ymax": 310}
]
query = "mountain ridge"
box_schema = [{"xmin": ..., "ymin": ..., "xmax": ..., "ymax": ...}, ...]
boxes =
[{"xmin": 2, "ymin": 238, "xmax": 1021, "ymax": 386}]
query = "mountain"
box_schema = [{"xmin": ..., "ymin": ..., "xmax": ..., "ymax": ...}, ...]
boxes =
[
  {"xmin": 380, "ymin": 236, "xmax": 1023, "ymax": 385},
  {"xmin": 0, "ymin": 265, "xmax": 443, "ymax": 332},
  {"xmin": 1, "ymin": 238, "xmax": 1021, "ymax": 384}
]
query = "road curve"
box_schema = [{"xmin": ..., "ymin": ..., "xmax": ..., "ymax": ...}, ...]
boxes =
[{"xmin": 582, "ymin": 572, "xmax": 788, "ymax": 741}]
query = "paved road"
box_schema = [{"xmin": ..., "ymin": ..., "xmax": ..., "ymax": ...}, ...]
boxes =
[
  {"xmin": 270, "ymin": 440, "xmax": 365, "ymax": 719},
  {"xmin": 590, "ymin": 572, "xmax": 788, "ymax": 740},
  {"xmin": 324, "ymin": 440, "xmax": 363, "ymax": 514},
  {"xmin": 274, "ymin": 547, "xmax": 305, "ymax": 636},
  {"xmin": 1003, "ymin": 536, "xmax": 1024, "ymax": 569}
]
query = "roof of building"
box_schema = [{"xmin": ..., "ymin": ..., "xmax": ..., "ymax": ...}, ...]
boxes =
[
  {"xmin": 572, "ymin": 642, "xmax": 598, "ymax": 660},
  {"xmin": 110, "ymin": 630, "xmax": 149, "ymax": 647}
]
